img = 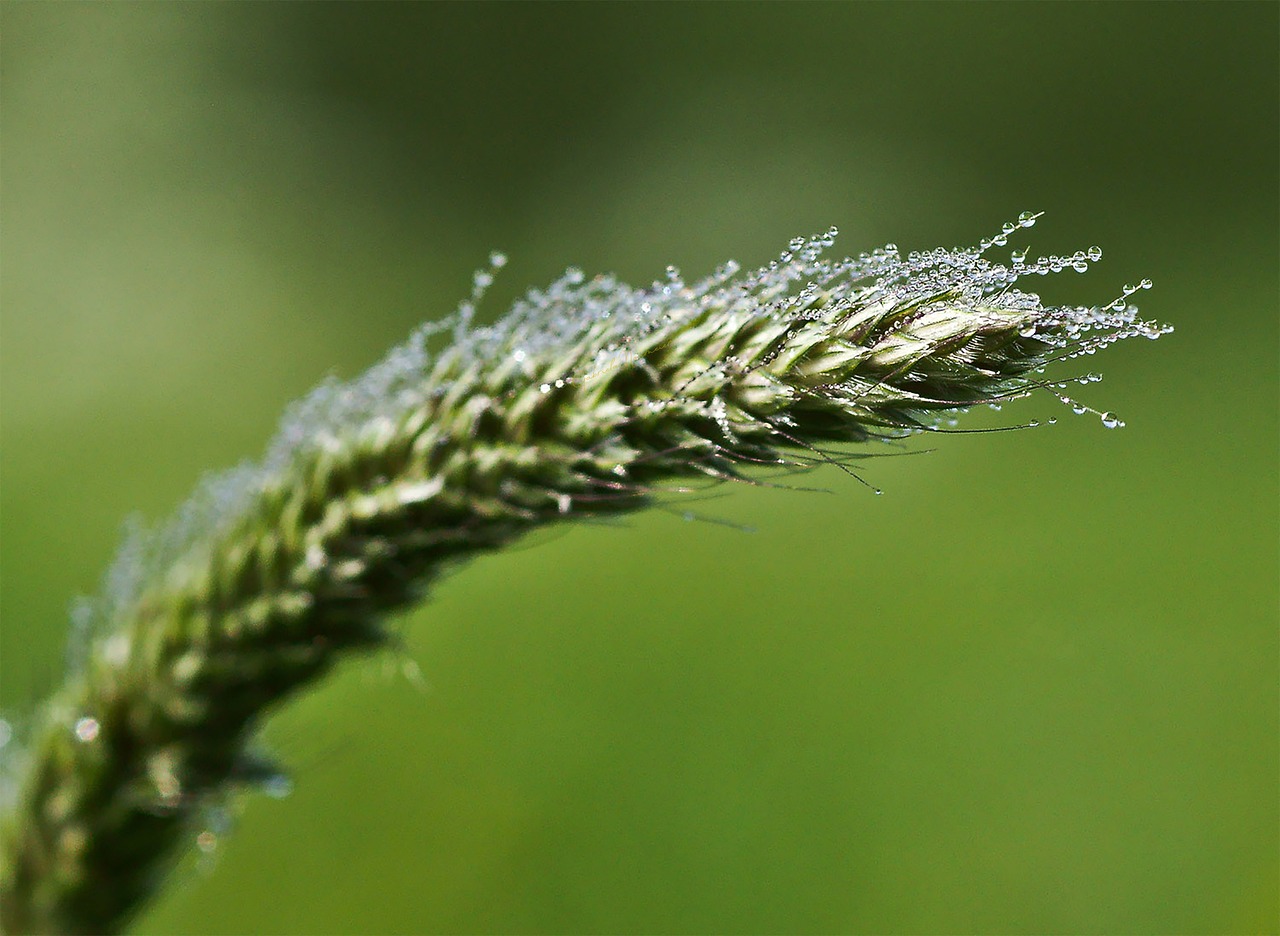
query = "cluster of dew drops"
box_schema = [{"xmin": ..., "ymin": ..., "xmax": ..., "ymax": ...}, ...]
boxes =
[
  {"xmin": 979, "ymin": 211, "xmax": 1167, "ymax": 429},
  {"xmin": 882, "ymin": 209, "xmax": 1170, "ymax": 429},
  {"xmin": 455, "ymin": 211, "xmax": 1167, "ymax": 432}
]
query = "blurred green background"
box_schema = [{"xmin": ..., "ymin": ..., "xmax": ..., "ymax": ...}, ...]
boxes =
[{"xmin": 2, "ymin": 3, "xmax": 1276, "ymax": 933}]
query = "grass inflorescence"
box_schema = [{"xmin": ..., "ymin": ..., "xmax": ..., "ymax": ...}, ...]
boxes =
[{"xmin": 0, "ymin": 216, "xmax": 1169, "ymax": 934}]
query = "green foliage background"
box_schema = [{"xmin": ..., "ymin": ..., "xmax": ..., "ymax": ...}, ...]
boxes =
[{"xmin": 2, "ymin": 3, "xmax": 1276, "ymax": 933}]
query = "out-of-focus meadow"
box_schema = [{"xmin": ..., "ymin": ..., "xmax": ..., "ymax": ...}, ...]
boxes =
[{"xmin": 1, "ymin": 4, "xmax": 1276, "ymax": 933}]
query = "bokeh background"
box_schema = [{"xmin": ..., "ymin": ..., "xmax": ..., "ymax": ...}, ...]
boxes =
[{"xmin": 2, "ymin": 3, "xmax": 1276, "ymax": 933}]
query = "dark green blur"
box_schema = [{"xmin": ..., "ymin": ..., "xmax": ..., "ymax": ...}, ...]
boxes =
[{"xmin": 1, "ymin": 3, "xmax": 1275, "ymax": 933}]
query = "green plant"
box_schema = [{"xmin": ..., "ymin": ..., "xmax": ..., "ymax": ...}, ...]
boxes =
[{"xmin": 0, "ymin": 217, "xmax": 1168, "ymax": 935}]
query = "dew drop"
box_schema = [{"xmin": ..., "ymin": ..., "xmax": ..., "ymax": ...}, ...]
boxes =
[
  {"xmin": 74, "ymin": 717, "xmax": 100, "ymax": 743},
  {"xmin": 1087, "ymin": 246, "xmax": 1103, "ymax": 262},
  {"xmin": 1100, "ymin": 412, "xmax": 1123, "ymax": 428},
  {"xmin": 1071, "ymin": 404, "xmax": 1088, "ymax": 415},
  {"xmin": 259, "ymin": 772, "xmax": 294, "ymax": 800},
  {"xmin": 1139, "ymin": 278, "xmax": 1153, "ymax": 289},
  {"xmin": 1017, "ymin": 210, "xmax": 1040, "ymax": 227},
  {"xmin": 488, "ymin": 251, "xmax": 507, "ymax": 269}
]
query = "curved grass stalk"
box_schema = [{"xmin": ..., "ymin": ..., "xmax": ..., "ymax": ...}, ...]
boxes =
[{"xmin": 0, "ymin": 218, "xmax": 1168, "ymax": 934}]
